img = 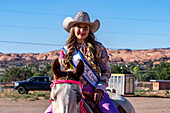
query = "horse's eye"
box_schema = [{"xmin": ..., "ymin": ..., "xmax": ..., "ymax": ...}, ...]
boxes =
[{"xmin": 73, "ymin": 89, "xmax": 82, "ymax": 103}]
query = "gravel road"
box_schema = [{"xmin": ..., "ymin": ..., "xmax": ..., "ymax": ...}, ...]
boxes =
[{"xmin": 0, "ymin": 97, "xmax": 170, "ymax": 113}]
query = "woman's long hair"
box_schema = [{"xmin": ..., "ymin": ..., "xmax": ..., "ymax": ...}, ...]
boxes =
[{"xmin": 63, "ymin": 26, "xmax": 99, "ymax": 70}]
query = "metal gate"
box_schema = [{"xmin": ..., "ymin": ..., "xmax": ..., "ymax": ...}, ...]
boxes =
[{"xmin": 107, "ymin": 74, "xmax": 135, "ymax": 95}]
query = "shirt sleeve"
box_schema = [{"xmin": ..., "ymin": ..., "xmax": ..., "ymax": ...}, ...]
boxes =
[
  {"xmin": 95, "ymin": 42, "xmax": 111, "ymax": 92},
  {"xmin": 59, "ymin": 49, "xmax": 65, "ymax": 70}
]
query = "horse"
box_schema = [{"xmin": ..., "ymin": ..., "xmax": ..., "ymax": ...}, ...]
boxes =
[
  {"xmin": 50, "ymin": 58, "xmax": 135, "ymax": 113},
  {"xmin": 50, "ymin": 58, "xmax": 84, "ymax": 113}
]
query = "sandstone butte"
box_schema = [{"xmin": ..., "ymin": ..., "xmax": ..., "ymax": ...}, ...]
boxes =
[{"xmin": 0, "ymin": 48, "xmax": 170, "ymax": 64}]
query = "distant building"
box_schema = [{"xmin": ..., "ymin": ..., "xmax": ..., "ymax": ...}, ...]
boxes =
[{"xmin": 150, "ymin": 80, "xmax": 170, "ymax": 90}]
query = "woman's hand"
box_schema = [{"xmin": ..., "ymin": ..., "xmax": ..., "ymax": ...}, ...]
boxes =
[{"xmin": 94, "ymin": 89, "xmax": 104, "ymax": 104}]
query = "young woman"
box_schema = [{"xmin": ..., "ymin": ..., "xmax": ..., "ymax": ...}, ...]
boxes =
[{"xmin": 45, "ymin": 11, "xmax": 119, "ymax": 113}]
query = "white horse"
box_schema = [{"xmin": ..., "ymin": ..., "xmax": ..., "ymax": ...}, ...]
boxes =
[{"xmin": 50, "ymin": 58, "xmax": 135, "ymax": 113}]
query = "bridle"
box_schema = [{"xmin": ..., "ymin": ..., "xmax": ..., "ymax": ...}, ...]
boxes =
[
  {"xmin": 49, "ymin": 80, "xmax": 87, "ymax": 113},
  {"xmin": 51, "ymin": 80, "xmax": 83, "ymax": 89}
]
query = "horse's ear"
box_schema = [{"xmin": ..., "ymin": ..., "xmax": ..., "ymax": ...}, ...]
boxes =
[
  {"xmin": 52, "ymin": 58, "xmax": 61, "ymax": 80},
  {"xmin": 73, "ymin": 59, "xmax": 84, "ymax": 80}
]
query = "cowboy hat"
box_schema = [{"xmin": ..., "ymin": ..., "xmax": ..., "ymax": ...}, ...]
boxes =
[{"xmin": 63, "ymin": 11, "xmax": 100, "ymax": 33}]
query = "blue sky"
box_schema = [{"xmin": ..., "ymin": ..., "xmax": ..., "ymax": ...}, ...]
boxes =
[{"xmin": 0, "ymin": 0, "xmax": 170, "ymax": 53}]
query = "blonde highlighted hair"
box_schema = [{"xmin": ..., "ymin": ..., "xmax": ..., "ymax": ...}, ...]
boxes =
[{"xmin": 63, "ymin": 26, "xmax": 99, "ymax": 70}]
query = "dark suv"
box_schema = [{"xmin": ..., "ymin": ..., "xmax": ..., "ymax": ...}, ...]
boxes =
[{"xmin": 14, "ymin": 76, "xmax": 52, "ymax": 94}]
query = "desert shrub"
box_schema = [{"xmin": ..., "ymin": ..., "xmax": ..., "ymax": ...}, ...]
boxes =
[{"xmin": 164, "ymin": 90, "xmax": 169, "ymax": 96}]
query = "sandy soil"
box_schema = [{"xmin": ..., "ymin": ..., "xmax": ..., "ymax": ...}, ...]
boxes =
[
  {"xmin": 0, "ymin": 97, "xmax": 170, "ymax": 113},
  {"xmin": 127, "ymin": 97, "xmax": 170, "ymax": 113},
  {"xmin": 0, "ymin": 98, "xmax": 50, "ymax": 113}
]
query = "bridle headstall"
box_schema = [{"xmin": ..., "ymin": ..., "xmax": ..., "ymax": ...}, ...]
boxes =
[{"xmin": 49, "ymin": 80, "xmax": 87, "ymax": 113}]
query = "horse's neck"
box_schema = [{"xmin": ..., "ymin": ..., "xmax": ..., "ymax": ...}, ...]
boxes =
[{"xmin": 83, "ymin": 100, "xmax": 93, "ymax": 113}]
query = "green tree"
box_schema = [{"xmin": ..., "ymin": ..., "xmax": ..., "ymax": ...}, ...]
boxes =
[
  {"xmin": 110, "ymin": 64, "xmax": 120, "ymax": 73},
  {"xmin": 110, "ymin": 64, "xmax": 131, "ymax": 74},
  {"xmin": 154, "ymin": 63, "xmax": 170, "ymax": 80},
  {"xmin": 129, "ymin": 65, "xmax": 135, "ymax": 72},
  {"xmin": 1, "ymin": 67, "xmax": 33, "ymax": 83},
  {"xmin": 133, "ymin": 66, "xmax": 140, "ymax": 72},
  {"xmin": 1, "ymin": 63, "xmax": 53, "ymax": 83},
  {"xmin": 2, "ymin": 67, "xmax": 21, "ymax": 83},
  {"xmin": 28, "ymin": 63, "xmax": 39, "ymax": 73}
]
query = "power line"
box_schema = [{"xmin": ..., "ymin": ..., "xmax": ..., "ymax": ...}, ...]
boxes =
[
  {"xmin": 0, "ymin": 25, "xmax": 59, "ymax": 30},
  {"xmin": 0, "ymin": 40, "xmax": 169, "ymax": 51},
  {"xmin": 1, "ymin": 9, "xmax": 170, "ymax": 22},
  {"xmin": 102, "ymin": 31, "xmax": 170, "ymax": 36},
  {"xmin": 0, "ymin": 9, "xmax": 73, "ymax": 16},
  {"xmin": 97, "ymin": 16, "xmax": 170, "ymax": 22},
  {"xmin": 0, "ymin": 40, "xmax": 64, "ymax": 46},
  {"xmin": 1, "ymin": 24, "xmax": 170, "ymax": 37}
]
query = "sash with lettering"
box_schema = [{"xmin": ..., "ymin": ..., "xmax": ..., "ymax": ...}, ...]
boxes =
[{"xmin": 62, "ymin": 46, "xmax": 99, "ymax": 88}]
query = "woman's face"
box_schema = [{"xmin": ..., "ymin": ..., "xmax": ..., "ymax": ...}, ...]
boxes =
[{"xmin": 74, "ymin": 23, "xmax": 90, "ymax": 43}]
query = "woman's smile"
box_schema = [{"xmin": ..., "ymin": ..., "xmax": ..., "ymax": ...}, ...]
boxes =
[
  {"xmin": 74, "ymin": 23, "xmax": 90, "ymax": 43},
  {"xmin": 80, "ymin": 33, "xmax": 85, "ymax": 36}
]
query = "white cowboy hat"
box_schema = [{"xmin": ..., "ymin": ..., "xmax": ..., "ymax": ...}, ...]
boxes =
[{"xmin": 63, "ymin": 11, "xmax": 100, "ymax": 33}]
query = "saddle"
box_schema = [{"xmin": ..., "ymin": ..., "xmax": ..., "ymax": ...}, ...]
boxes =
[
  {"xmin": 82, "ymin": 91, "xmax": 101, "ymax": 113},
  {"xmin": 82, "ymin": 91, "xmax": 129, "ymax": 113}
]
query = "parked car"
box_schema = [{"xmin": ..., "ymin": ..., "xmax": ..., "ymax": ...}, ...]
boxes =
[{"xmin": 14, "ymin": 76, "xmax": 52, "ymax": 94}]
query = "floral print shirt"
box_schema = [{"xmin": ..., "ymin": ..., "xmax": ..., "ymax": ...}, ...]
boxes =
[{"xmin": 59, "ymin": 41, "xmax": 111, "ymax": 92}]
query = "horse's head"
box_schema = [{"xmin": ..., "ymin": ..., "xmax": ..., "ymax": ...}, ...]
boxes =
[{"xmin": 51, "ymin": 58, "xmax": 84, "ymax": 113}]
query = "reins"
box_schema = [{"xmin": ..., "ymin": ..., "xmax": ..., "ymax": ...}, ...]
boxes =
[{"xmin": 49, "ymin": 80, "xmax": 87, "ymax": 113}]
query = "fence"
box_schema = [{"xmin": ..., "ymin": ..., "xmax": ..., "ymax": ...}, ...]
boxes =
[{"xmin": 0, "ymin": 83, "xmax": 15, "ymax": 92}]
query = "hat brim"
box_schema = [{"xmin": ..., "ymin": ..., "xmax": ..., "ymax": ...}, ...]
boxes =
[{"xmin": 63, "ymin": 17, "xmax": 100, "ymax": 33}]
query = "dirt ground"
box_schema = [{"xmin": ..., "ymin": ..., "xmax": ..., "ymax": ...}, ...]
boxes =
[
  {"xmin": 0, "ymin": 97, "xmax": 170, "ymax": 113},
  {"xmin": 127, "ymin": 97, "xmax": 170, "ymax": 113}
]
